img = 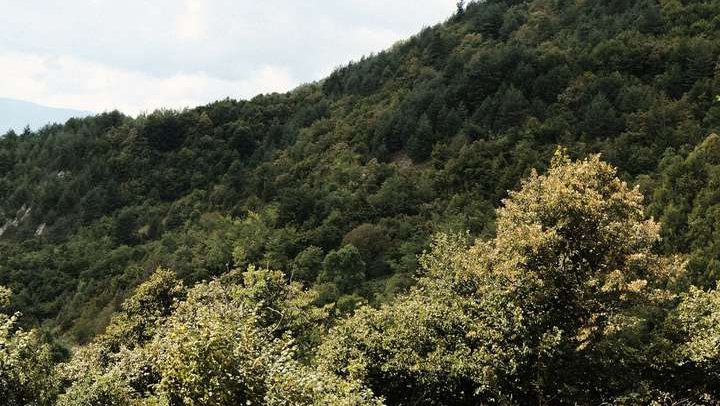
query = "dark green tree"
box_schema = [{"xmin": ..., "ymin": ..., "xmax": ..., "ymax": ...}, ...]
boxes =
[{"xmin": 317, "ymin": 245, "xmax": 366, "ymax": 294}]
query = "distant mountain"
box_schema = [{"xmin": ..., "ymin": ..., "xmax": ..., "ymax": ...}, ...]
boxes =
[{"xmin": 0, "ymin": 97, "xmax": 91, "ymax": 132}]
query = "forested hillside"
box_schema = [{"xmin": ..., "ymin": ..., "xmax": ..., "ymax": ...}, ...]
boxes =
[{"xmin": 3, "ymin": 0, "xmax": 720, "ymax": 403}]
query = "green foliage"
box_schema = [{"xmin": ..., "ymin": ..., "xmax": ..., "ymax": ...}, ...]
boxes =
[
  {"xmin": 7, "ymin": 151, "xmax": 720, "ymax": 405},
  {"xmin": 407, "ymin": 114, "xmax": 435, "ymax": 162},
  {"xmin": 291, "ymin": 245, "xmax": 324, "ymax": 283},
  {"xmin": 649, "ymin": 134, "xmax": 720, "ymax": 287},
  {"xmin": 0, "ymin": 287, "xmax": 58, "ymax": 406},
  {"xmin": 56, "ymin": 267, "xmax": 379, "ymax": 406},
  {"xmin": 3, "ymin": 0, "xmax": 720, "ymax": 403},
  {"xmin": 3, "ymin": 0, "xmax": 720, "ymax": 342},
  {"xmin": 342, "ymin": 224, "xmax": 390, "ymax": 278},
  {"xmin": 661, "ymin": 284, "xmax": 720, "ymax": 398},
  {"xmin": 671, "ymin": 285, "xmax": 720, "ymax": 364},
  {"xmin": 318, "ymin": 245, "xmax": 366, "ymax": 294},
  {"xmin": 318, "ymin": 153, "xmax": 690, "ymax": 404}
]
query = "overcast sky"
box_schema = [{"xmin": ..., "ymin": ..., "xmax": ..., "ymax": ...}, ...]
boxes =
[{"xmin": 0, "ymin": 0, "xmax": 456, "ymax": 115}]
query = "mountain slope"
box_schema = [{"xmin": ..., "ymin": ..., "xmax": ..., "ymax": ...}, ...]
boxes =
[
  {"xmin": 3, "ymin": 0, "xmax": 720, "ymax": 403},
  {"xmin": 0, "ymin": 98, "xmax": 91, "ymax": 132},
  {"xmin": 0, "ymin": 0, "xmax": 718, "ymax": 345}
]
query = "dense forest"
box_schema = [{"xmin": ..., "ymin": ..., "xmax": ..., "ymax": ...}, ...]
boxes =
[{"xmin": 3, "ymin": 0, "xmax": 720, "ymax": 403}]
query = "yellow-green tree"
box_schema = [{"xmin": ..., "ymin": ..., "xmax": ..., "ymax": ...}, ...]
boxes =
[
  {"xmin": 0, "ymin": 286, "xmax": 58, "ymax": 406},
  {"xmin": 319, "ymin": 151, "xmax": 686, "ymax": 404},
  {"xmin": 57, "ymin": 267, "xmax": 381, "ymax": 406}
]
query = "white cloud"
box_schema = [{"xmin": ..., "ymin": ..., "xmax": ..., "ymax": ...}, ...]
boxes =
[
  {"xmin": 176, "ymin": 0, "xmax": 209, "ymax": 41},
  {"xmin": 0, "ymin": 0, "xmax": 456, "ymax": 113},
  {"xmin": 0, "ymin": 52, "xmax": 295, "ymax": 115}
]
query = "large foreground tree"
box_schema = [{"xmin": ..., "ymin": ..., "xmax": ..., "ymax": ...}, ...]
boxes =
[{"xmin": 318, "ymin": 151, "xmax": 714, "ymax": 404}]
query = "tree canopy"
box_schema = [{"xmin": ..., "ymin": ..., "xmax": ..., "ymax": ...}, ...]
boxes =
[{"xmin": 2, "ymin": 0, "xmax": 720, "ymax": 403}]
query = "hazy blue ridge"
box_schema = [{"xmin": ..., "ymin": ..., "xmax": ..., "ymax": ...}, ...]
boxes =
[{"xmin": 0, "ymin": 97, "xmax": 92, "ymax": 132}]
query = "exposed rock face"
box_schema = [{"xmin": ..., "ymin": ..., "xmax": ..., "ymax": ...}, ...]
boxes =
[{"xmin": 0, "ymin": 204, "xmax": 32, "ymax": 237}]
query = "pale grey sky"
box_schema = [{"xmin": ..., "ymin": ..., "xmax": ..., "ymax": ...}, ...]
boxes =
[{"xmin": 0, "ymin": 0, "xmax": 456, "ymax": 115}]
